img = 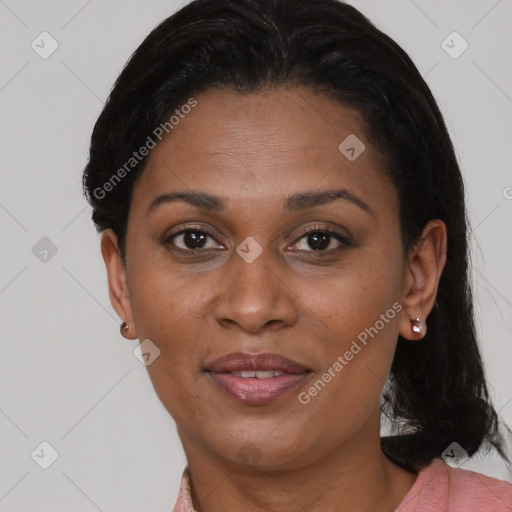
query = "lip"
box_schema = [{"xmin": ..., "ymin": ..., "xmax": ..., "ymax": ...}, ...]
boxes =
[
  {"xmin": 206, "ymin": 352, "xmax": 311, "ymax": 405},
  {"xmin": 207, "ymin": 352, "xmax": 309, "ymax": 373}
]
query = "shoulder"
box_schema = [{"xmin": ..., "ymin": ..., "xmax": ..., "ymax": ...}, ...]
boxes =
[{"xmin": 397, "ymin": 458, "xmax": 512, "ymax": 512}]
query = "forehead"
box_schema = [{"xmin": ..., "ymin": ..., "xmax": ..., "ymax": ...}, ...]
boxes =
[{"xmin": 131, "ymin": 87, "xmax": 395, "ymax": 212}]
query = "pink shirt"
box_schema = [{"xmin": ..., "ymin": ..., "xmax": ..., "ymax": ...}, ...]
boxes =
[{"xmin": 172, "ymin": 458, "xmax": 512, "ymax": 511}]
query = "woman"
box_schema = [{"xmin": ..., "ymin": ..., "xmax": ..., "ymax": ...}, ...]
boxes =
[{"xmin": 82, "ymin": 0, "xmax": 512, "ymax": 510}]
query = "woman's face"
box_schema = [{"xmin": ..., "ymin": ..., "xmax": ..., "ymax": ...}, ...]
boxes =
[{"xmin": 105, "ymin": 87, "xmax": 420, "ymax": 469}]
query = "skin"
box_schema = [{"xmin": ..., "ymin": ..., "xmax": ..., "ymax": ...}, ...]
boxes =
[{"xmin": 101, "ymin": 86, "xmax": 447, "ymax": 512}]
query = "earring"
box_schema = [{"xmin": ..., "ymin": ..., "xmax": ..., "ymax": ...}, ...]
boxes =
[
  {"xmin": 410, "ymin": 317, "xmax": 426, "ymax": 338},
  {"xmin": 120, "ymin": 321, "xmax": 130, "ymax": 335}
]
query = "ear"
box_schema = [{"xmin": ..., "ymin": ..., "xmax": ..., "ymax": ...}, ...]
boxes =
[
  {"xmin": 399, "ymin": 219, "xmax": 447, "ymax": 340},
  {"xmin": 101, "ymin": 229, "xmax": 138, "ymax": 340}
]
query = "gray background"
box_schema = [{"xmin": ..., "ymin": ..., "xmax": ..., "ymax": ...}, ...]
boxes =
[{"xmin": 1, "ymin": 0, "xmax": 511, "ymax": 510}]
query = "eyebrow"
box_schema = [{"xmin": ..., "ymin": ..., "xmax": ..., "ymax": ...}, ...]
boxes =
[
  {"xmin": 147, "ymin": 191, "xmax": 224, "ymax": 215},
  {"xmin": 287, "ymin": 188, "xmax": 373, "ymax": 215},
  {"xmin": 146, "ymin": 188, "xmax": 374, "ymax": 216}
]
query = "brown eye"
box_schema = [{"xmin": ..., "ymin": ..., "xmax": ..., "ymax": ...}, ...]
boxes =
[
  {"xmin": 292, "ymin": 230, "xmax": 349, "ymax": 252},
  {"xmin": 303, "ymin": 232, "xmax": 334, "ymax": 251},
  {"xmin": 167, "ymin": 229, "xmax": 222, "ymax": 250}
]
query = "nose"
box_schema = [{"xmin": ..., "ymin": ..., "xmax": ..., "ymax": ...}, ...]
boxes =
[{"xmin": 213, "ymin": 249, "xmax": 299, "ymax": 333}]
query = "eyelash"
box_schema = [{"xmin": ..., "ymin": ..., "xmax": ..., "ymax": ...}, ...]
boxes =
[{"xmin": 164, "ymin": 223, "xmax": 353, "ymax": 256}]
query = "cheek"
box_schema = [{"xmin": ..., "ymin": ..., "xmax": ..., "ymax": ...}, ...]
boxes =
[
  {"xmin": 126, "ymin": 262, "xmax": 218, "ymax": 406},
  {"xmin": 301, "ymin": 279, "xmax": 400, "ymax": 394},
  {"xmin": 126, "ymin": 267, "xmax": 214, "ymax": 424},
  {"xmin": 302, "ymin": 246, "xmax": 403, "ymax": 342},
  {"xmin": 128, "ymin": 257, "xmax": 210, "ymax": 336},
  {"xmin": 296, "ymin": 246, "xmax": 403, "ymax": 404}
]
